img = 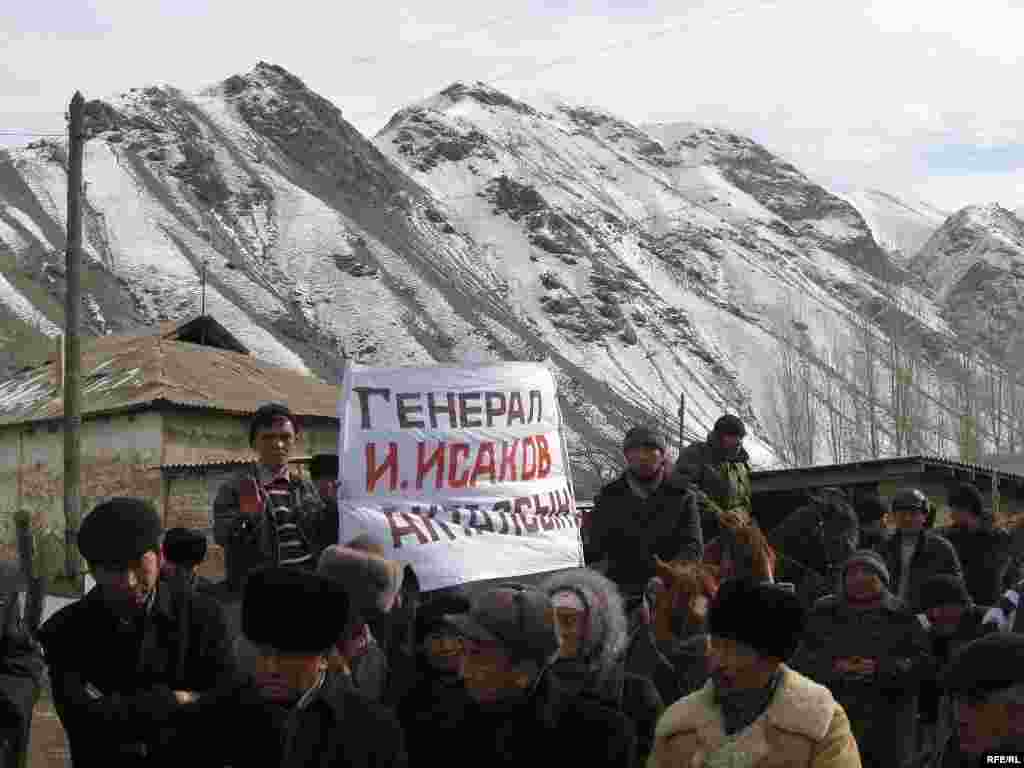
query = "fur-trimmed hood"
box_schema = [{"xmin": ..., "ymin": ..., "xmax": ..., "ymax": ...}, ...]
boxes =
[{"xmin": 539, "ymin": 568, "xmax": 629, "ymax": 674}]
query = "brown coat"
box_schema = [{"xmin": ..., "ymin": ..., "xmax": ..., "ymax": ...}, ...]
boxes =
[{"xmin": 648, "ymin": 666, "xmax": 861, "ymax": 768}]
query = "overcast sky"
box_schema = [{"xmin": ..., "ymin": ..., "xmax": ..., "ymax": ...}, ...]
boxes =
[{"xmin": 3, "ymin": 0, "xmax": 1023, "ymax": 213}]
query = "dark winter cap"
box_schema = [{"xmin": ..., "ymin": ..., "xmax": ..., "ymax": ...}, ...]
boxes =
[
  {"xmin": 843, "ymin": 549, "xmax": 891, "ymax": 588},
  {"xmin": 242, "ymin": 567, "xmax": 349, "ymax": 654},
  {"xmin": 317, "ymin": 544, "xmax": 406, "ymax": 621},
  {"xmin": 891, "ymin": 488, "xmax": 929, "ymax": 514},
  {"xmin": 919, "ymin": 575, "xmax": 971, "ymax": 611},
  {"xmin": 445, "ymin": 584, "xmax": 560, "ymax": 665},
  {"xmin": 78, "ymin": 497, "xmax": 162, "ymax": 568},
  {"xmin": 249, "ymin": 402, "xmax": 300, "ymax": 445},
  {"xmin": 416, "ymin": 594, "xmax": 472, "ymax": 644},
  {"xmin": 943, "ymin": 633, "xmax": 1024, "ymax": 698},
  {"xmin": 623, "ymin": 426, "xmax": 667, "ymax": 453},
  {"xmin": 714, "ymin": 414, "xmax": 746, "ymax": 437},
  {"xmin": 948, "ymin": 483, "xmax": 985, "ymax": 520},
  {"xmin": 855, "ymin": 495, "xmax": 887, "ymax": 526},
  {"xmin": 708, "ymin": 579, "xmax": 806, "ymax": 661},
  {"xmin": 162, "ymin": 527, "xmax": 208, "ymax": 567},
  {"xmin": 309, "ymin": 453, "xmax": 340, "ymax": 481}
]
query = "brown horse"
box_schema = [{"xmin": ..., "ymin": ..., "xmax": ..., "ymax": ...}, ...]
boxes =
[
  {"xmin": 702, "ymin": 509, "xmax": 776, "ymax": 583},
  {"xmin": 651, "ymin": 558, "xmax": 721, "ymax": 645}
]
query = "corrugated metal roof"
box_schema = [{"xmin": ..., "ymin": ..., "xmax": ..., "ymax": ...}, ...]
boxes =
[
  {"xmin": 751, "ymin": 454, "xmax": 1024, "ymax": 483},
  {"xmin": 0, "ymin": 318, "xmax": 339, "ymax": 427},
  {"xmin": 161, "ymin": 456, "xmax": 314, "ymax": 472}
]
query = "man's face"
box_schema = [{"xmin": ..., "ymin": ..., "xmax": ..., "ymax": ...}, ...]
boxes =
[
  {"xmin": 844, "ymin": 563, "xmax": 884, "ymax": 602},
  {"xmin": 950, "ymin": 506, "xmax": 979, "ymax": 531},
  {"xmin": 954, "ymin": 694, "xmax": 1015, "ymax": 756},
  {"xmin": 461, "ymin": 638, "xmax": 531, "ymax": 704},
  {"xmin": 254, "ymin": 417, "xmax": 296, "ymax": 468},
  {"xmin": 708, "ymin": 635, "xmax": 776, "ymax": 693},
  {"xmin": 253, "ymin": 647, "xmax": 325, "ymax": 704},
  {"xmin": 625, "ymin": 445, "xmax": 664, "ymax": 479},
  {"xmin": 926, "ymin": 604, "xmax": 965, "ymax": 636},
  {"xmin": 93, "ymin": 550, "xmax": 161, "ymax": 614},
  {"xmin": 719, "ymin": 433, "xmax": 741, "ymax": 452},
  {"xmin": 422, "ymin": 629, "xmax": 464, "ymax": 675},
  {"xmin": 893, "ymin": 506, "xmax": 927, "ymax": 533}
]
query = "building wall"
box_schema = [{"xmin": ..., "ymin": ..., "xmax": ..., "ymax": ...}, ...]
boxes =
[{"xmin": 0, "ymin": 411, "xmax": 164, "ymax": 531}]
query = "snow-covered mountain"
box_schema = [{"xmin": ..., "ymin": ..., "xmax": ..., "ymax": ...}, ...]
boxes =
[
  {"xmin": 838, "ymin": 188, "xmax": 948, "ymax": 261},
  {"xmin": 0, "ymin": 65, "xmax": 1012, "ymax": 486},
  {"xmin": 911, "ymin": 204, "xmax": 1024, "ymax": 361}
]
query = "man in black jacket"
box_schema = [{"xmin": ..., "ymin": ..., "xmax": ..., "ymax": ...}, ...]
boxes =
[
  {"xmin": 937, "ymin": 482, "xmax": 1022, "ymax": 607},
  {"xmin": 213, "ymin": 403, "xmax": 328, "ymax": 596},
  {"xmin": 443, "ymin": 584, "xmax": 636, "ymax": 768},
  {"xmin": 0, "ymin": 563, "xmax": 44, "ymax": 768},
  {"xmin": 192, "ymin": 567, "xmax": 408, "ymax": 768},
  {"xmin": 585, "ymin": 426, "xmax": 702, "ymax": 612},
  {"xmin": 879, "ymin": 489, "xmax": 963, "ymax": 612},
  {"xmin": 37, "ymin": 498, "xmax": 238, "ymax": 768}
]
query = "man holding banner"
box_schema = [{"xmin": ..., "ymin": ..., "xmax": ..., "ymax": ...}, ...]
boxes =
[{"xmin": 334, "ymin": 363, "xmax": 584, "ymax": 593}]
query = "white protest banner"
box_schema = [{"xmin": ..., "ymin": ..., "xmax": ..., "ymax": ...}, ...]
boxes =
[{"xmin": 336, "ymin": 362, "xmax": 583, "ymax": 591}]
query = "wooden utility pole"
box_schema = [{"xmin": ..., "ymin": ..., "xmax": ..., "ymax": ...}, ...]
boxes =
[{"xmin": 64, "ymin": 92, "xmax": 85, "ymax": 587}]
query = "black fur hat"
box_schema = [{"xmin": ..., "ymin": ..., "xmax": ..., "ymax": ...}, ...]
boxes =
[
  {"xmin": 714, "ymin": 414, "xmax": 746, "ymax": 438},
  {"xmin": 708, "ymin": 579, "xmax": 806, "ymax": 661},
  {"xmin": 78, "ymin": 497, "xmax": 162, "ymax": 568},
  {"xmin": 943, "ymin": 633, "xmax": 1024, "ymax": 697},
  {"xmin": 242, "ymin": 568, "xmax": 349, "ymax": 654}
]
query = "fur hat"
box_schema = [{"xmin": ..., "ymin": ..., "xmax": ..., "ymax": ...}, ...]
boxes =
[
  {"xmin": 78, "ymin": 497, "xmax": 162, "ymax": 568},
  {"xmin": 708, "ymin": 579, "xmax": 805, "ymax": 661},
  {"xmin": 943, "ymin": 633, "xmax": 1024, "ymax": 697},
  {"xmin": 539, "ymin": 568, "xmax": 629, "ymax": 671},
  {"xmin": 714, "ymin": 414, "xmax": 746, "ymax": 438},
  {"xmin": 919, "ymin": 575, "xmax": 971, "ymax": 611},
  {"xmin": 623, "ymin": 426, "xmax": 667, "ymax": 454},
  {"xmin": 317, "ymin": 544, "xmax": 405, "ymax": 621},
  {"xmin": 162, "ymin": 527, "xmax": 208, "ymax": 567},
  {"xmin": 842, "ymin": 549, "xmax": 891, "ymax": 589},
  {"xmin": 242, "ymin": 567, "xmax": 349, "ymax": 653}
]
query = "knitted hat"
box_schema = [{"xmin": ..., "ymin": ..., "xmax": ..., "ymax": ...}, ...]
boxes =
[
  {"xmin": 445, "ymin": 584, "xmax": 560, "ymax": 665},
  {"xmin": 919, "ymin": 575, "xmax": 971, "ymax": 611},
  {"xmin": 242, "ymin": 567, "xmax": 349, "ymax": 654},
  {"xmin": 317, "ymin": 544, "xmax": 405, "ymax": 620},
  {"xmin": 162, "ymin": 527, "xmax": 208, "ymax": 567},
  {"xmin": 78, "ymin": 498, "xmax": 162, "ymax": 568},
  {"xmin": 943, "ymin": 633, "xmax": 1024, "ymax": 697},
  {"xmin": 843, "ymin": 549, "xmax": 891, "ymax": 588},
  {"xmin": 623, "ymin": 426, "xmax": 667, "ymax": 453},
  {"xmin": 714, "ymin": 414, "xmax": 746, "ymax": 438},
  {"xmin": 708, "ymin": 579, "xmax": 805, "ymax": 661},
  {"xmin": 948, "ymin": 483, "xmax": 986, "ymax": 521},
  {"xmin": 415, "ymin": 594, "xmax": 471, "ymax": 644}
]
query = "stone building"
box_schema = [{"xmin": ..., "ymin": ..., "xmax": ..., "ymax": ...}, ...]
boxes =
[{"xmin": 0, "ymin": 316, "xmax": 339, "ymax": 575}]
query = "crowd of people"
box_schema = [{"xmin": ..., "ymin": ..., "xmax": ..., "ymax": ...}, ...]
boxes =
[{"xmin": 0, "ymin": 404, "xmax": 1023, "ymax": 767}]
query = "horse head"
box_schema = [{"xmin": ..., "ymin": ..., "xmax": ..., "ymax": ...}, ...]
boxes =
[
  {"xmin": 718, "ymin": 512, "xmax": 776, "ymax": 583},
  {"xmin": 651, "ymin": 557, "xmax": 720, "ymax": 645}
]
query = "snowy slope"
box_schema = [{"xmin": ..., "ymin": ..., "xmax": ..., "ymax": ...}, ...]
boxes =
[
  {"xmin": 0, "ymin": 67, "xmax": 1009, "ymax": 485},
  {"xmin": 838, "ymin": 188, "xmax": 948, "ymax": 261},
  {"xmin": 911, "ymin": 204, "xmax": 1024, "ymax": 360}
]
